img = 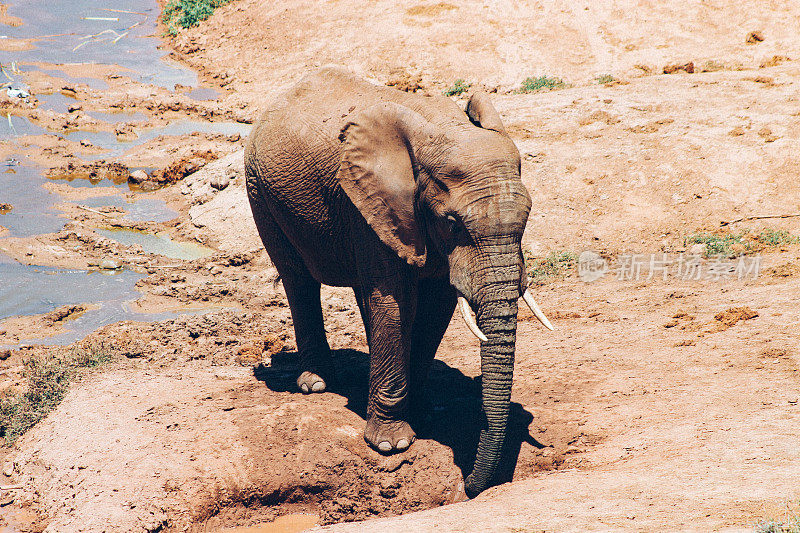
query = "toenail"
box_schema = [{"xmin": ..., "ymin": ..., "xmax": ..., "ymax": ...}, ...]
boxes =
[
  {"xmin": 300, "ymin": 383, "xmax": 309, "ymax": 393},
  {"xmin": 312, "ymin": 381, "xmax": 325, "ymax": 392},
  {"xmin": 378, "ymin": 441, "xmax": 391, "ymax": 452},
  {"xmin": 396, "ymin": 439, "xmax": 409, "ymax": 450}
]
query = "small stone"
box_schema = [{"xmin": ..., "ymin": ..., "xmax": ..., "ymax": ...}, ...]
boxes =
[
  {"xmin": 663, "ymin": 62, "xmax": 694, "ymax": 74},
  {"xmin": 746, "ymin": 31, "xmax": 764, "ymax": 44},
  {"xmin": 2, "ymin": 462, "xmax": 13, "ymax": 476},
  {"xmin": 139, "ymin": 181, "xmax": 161, "ymax": 192},
  {"xmin": 67, "ymin": 104, "xmax": 82, "ymax": 113},
  {"xmin": 210, "ymin": 174, "xmax": 230, "ymax": 191},
  {"xmin": 99, "ymin": 259, "xmax": 120, "ymax": 270},
  {"xmin": 128, "ymin": 170, "xmax": 149, "ymax": 184},
  {"xmin": 79, "ymin": 139, "xmax": 92, "ymax": 147},
  {"xmin": 0, "ymin": 349, "xmax": 11, "ymax": 361},
  {"xmin": 688, "ymin": 243, "xmax": 706, "ymax": 255}
]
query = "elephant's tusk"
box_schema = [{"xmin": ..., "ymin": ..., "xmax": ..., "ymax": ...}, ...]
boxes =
[
  {"xmin": 522, "ymin": 289, "xmax": 555, "ymax": 331},
  {"xmin": 457, "ymin": 297, "xmax": 488, "ymax": 342}
]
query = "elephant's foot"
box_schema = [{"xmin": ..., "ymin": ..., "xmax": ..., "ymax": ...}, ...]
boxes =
[
  {"xmin": 297, "ymin": 370, "xmax": 328, "ymax": 394},
  {"xmin": 364, "ymin": 415, "xmax": 415, "ymax": 454}
]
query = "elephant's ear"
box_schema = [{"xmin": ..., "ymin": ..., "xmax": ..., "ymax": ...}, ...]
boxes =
[
  {"xmin": 465, "ymin": 91, "xmax": 507, "ymax": 135},
  {"xmin": 336, "ymin": 102, "xmax": 432, "ymax": 268}
]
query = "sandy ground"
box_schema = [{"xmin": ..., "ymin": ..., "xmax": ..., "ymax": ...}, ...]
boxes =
[{"xmin": 2, "ymin": 0, "xmax": 800, "ymax": 531}]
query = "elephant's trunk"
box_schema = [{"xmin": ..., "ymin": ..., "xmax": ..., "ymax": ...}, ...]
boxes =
[{"xmin": 463, "ymin": 248, "xmax": 521, "ymax": 497}]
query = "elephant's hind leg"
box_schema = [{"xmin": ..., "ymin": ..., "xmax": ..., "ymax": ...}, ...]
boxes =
[{"xmin": 248, "ymin": 185, "xmax": 334, "ymax": 394}]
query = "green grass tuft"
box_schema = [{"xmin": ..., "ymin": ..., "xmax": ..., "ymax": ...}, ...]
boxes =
[
  {"xmin": 597, "ymin": 74, "xmax": 617, "ymax": 84},
  {"xmin": 0, "ymin": 344, "xmax": 114, "ymax": 444},
  {"xmin": 686, "ymin": 228, "xmax": 800, "ymax": 257},
  {"xmin": 443, "ymin": 79, "xmax": 471, "ymax": 97},
  {"xmin": 755, "ymin": 229, "xmax": 800, "ymax": 247},
  {"xmin": 517, "ymin": 75, "xmax": 566, "ymax": 93},
  {"xmin": 526, "ymin": 250, "xmax": 578, "ymax": 283},
  {"xmin": 163, "ymin": 0, "xmax": 233, "ymax": 34},
  {"xmin": 686, "ymin": 232, "xmax": 750, "ymax": 257}
]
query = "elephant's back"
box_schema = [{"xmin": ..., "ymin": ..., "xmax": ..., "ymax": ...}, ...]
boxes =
[{"xmin": 244, "ymin": 67, "xmax": 470, "ymax": 285}]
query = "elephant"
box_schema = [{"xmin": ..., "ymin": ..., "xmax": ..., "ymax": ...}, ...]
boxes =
[{"xmin": 244, "ymin": 66, "xmax": 553, "ymax": 496}]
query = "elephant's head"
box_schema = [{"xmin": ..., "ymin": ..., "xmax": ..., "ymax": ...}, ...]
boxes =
[{"xmin": 336, "ymin": 93, "xmax": 552, "ymax": 496}]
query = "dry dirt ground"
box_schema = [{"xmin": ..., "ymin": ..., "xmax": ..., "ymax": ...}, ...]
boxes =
[{"xmin": 2, "ymin": 0, "xmax": 800, "ymax": 531}]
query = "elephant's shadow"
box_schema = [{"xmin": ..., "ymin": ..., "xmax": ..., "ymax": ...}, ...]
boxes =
[{"xmin": 254, "ymin": 349, "xmax": 544, "ymax": 485}]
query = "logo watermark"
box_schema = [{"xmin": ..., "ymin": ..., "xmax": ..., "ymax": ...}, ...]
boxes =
[{"xmin": 577, "ymin": 251, "xmax": 761, "ymax": 283}]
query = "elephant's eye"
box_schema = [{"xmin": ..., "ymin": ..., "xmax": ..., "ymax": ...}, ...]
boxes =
[{"xmin": 446, "ymin": 214, "xmax": 462, "ymax": 236}]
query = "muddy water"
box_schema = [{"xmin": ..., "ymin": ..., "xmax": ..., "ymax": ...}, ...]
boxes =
[
  {"xmin": 0, "ymin": 161, "xmax": 67, "ymax": 237},
  {"xmin": 0, "ymin": 1, "xmax": 245, "ymax": 347},
  {"xmin": 2, "ymin": 0, "xmax": 197, "ymax": 89},
  {"xmin": 95, "ymin": 228, "xmax": 214, "ymax": 260},
  {"xmin": 217, "ymin": 514, "xmax": 319, "ymax": 533},
  {"xmin": 81, "ymin": 195, "xmax": 177, "ymax": 223}
]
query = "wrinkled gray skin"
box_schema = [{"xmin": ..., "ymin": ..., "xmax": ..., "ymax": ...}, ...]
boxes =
[{"xmin": 245, "ymin": 67, "xmax": 532, "ymax": 496}]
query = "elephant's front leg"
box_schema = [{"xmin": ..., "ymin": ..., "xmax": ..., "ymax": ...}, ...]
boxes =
[{"xmin": 362, "ymin": 274, "xmax": 418, "ymax": 453}]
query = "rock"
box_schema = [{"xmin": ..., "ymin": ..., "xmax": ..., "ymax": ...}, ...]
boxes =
[
  {"xmin": 210, "ymin": 174, "xmax": 230, "ymax": 191},
  {"xmin": 79, "ymin": 139, "xmax": 93, "ymax": 147},
  {"xmin": 139, "ymin": 181, "xmax": 161, "ymax": 192},
  {"xmin": 67, "ymin": 104, "xmax": 82, "ymax": 113},
  {"xmin": 114, "ymin": 123, "xmax": 138, "ymax": 141},
  {"xmin": 0, "ymin": 349, "xmax": 11, "ymax": 361},
  {"xmin": 128, "ymin": 170, "xmax": 149, "ymax": 184},
  {"xmin": 99, "ymin": 259, "xmax": 120, "ymax": 270},
  {"xmin": 0, "ymin": 203, "xmax": 12, "ymax": 213},
  {"xmin": 6, "ymin": 87, "xmax": 29, "ymax": 98},
  {"xmin": 715, "ymin": 306, "xmax": 758, "ymax": 327},
  {"xmin": 663, "ymin": 62, "xmax": 694, "ymax": 74},
  {"xmin": 746, "ymin": 31, "xmax": 764, "ymax": 43},
  {"xmin": 688, "ymin": 243, "xmax": 706, "ymax": 255},
  {"xmin": 2, "ymin": 462, "xmax": 13, "ymax": 477}
]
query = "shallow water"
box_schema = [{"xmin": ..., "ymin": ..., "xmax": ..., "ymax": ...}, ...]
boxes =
[
  {"xmin": 86, "ymin": 109, "xmax": 149, "ymax": 124},
  {"xmin": 0, "ymin": 1, "xmax": 237, "ymax": 348},
  {"xmin": 35, "ymin": 91, "xmax": 77, "ymax": 113},
  {"xmin": 216, "ymin": 514, "xmax": 319, "ymax": 533},
  {"xmin": 0, "ymin": 254, "xmax": 143, "ymax": 321},
  {"xmin": 2, "ymin": 0, "xmax": 197, "ymax": 89},
  {"xmin": 188, "ymin": 87, "xmax": 222, "ymax": 101},
  {"xmin": 60, "ymin": 119, "xmax": 252, "ymax": 158},
  {"xmin": 0, "ymin": 161, "xmax": 68, "ymax": 237},
  {"xmin": 3, "ymin": 114, "xmax": 48, "ymax": 138},
  {"xmin": 3, "ymin": 113, "xmax": 251, "ymax": 157},
  {"xmin": 81, "ymin": 195, "xmax": 178, "ymax": 223},
  {"xmin": 0, "ymin": 254, "xmax": 224, "ymax": 349},
  {"xmin": 95, "ymin": 228, "xmax": 214, "ymax": 260}
]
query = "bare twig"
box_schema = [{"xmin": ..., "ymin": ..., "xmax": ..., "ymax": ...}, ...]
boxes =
[
  {"xmin": 721, "ymin": 213, "xmax": 800, "ymax": 226},
  {"xmin": 77, "ymin": 205, "xmax": 115, "ymax": 218},
  {"xmin": 101, "ymin": 8, "xmax": 148, "ymax": 16}
]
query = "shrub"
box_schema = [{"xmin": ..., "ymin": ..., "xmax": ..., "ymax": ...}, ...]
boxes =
[
  {"xmin": 686, "ymin": 228, "xmax": 800, "ymax": 257},
  {"xmin": 526, "ymin": 250, "xmax": 578, "ymax": 283},
  {"xmin": 163, "ymin": 0, "xmax": 233, "ymax": 34},
  {"xmin": 443, "ymin": 79, "xmax": 471, "ymax": 97},
  {"xmin": 755, "ymin": 229, "xmax": 800, "ymax": 247},
  {"xmin": 597, "ymin": 74, "xmax": 617, "ymax": 84},
  {"xmin": 518, "ymin": 75, "xmax": 566, "ymax": 93},
  {"xmin": 686, "ymin": 232, "xmax": 750, "ymax": 257}
]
